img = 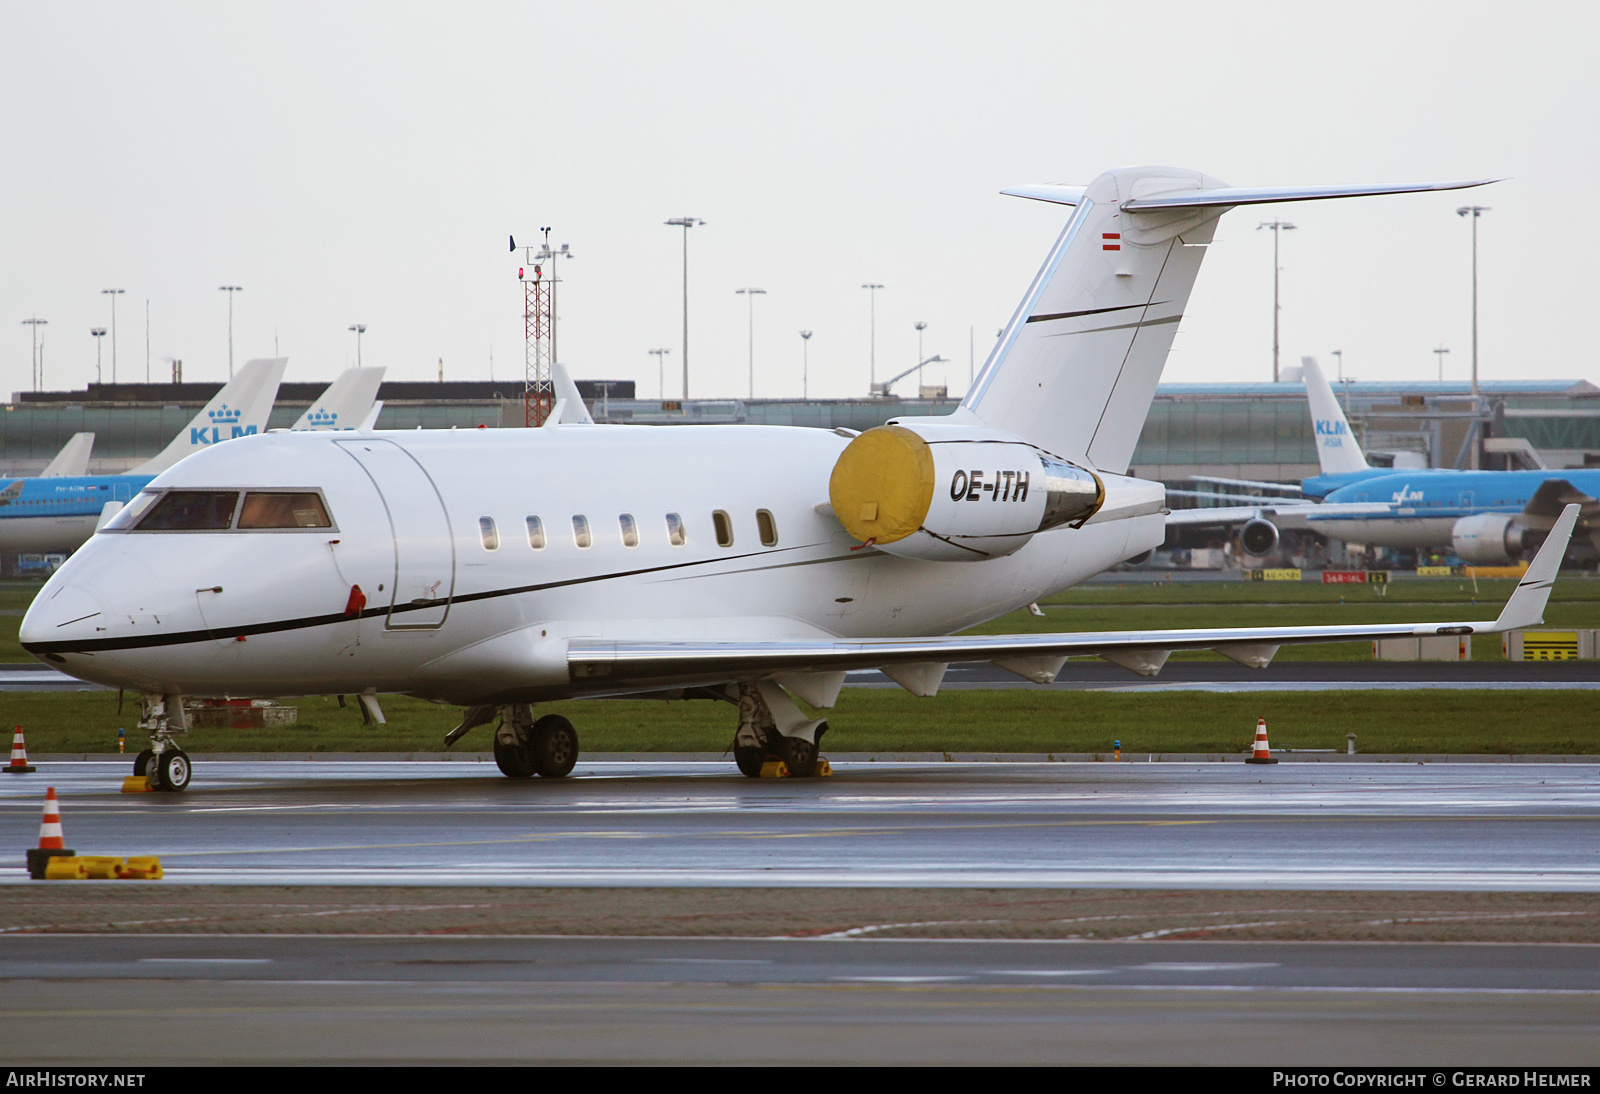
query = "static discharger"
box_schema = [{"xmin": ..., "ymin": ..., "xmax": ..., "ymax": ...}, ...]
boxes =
[
  {"xmin": 1247, "ymin": 718, "xmax": 1279, "ymax": 765},
  {"xmin": 5, "ymin": 724, "xmax": 34, "ymax": 773}
]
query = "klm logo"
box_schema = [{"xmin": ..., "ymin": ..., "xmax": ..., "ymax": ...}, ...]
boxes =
[
  {"xmin": 1391, "ymin": 485, "xmax": 1424, "ymax": 505},
  {"xmin": 305, "ymin": 407, "xmax": 338, "ymax": 428},
  {"xmin": 190, "ymin": 403, "xmax": 258, "ymax": 445},
  {"xmin": 1315, "ymin": 418, "xmax": 1347, "ymax": 445}
]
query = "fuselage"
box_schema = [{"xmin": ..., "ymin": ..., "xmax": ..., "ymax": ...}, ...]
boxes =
[
  {"xmin": 0, "ymin": 474, "xmax": 152, "ymax": 553},
  {"xmin": 1309, "ymin": 468, "xmax": 1600, "ymax": 548},
  {"xmin": 20, "ymin": 425, "xmax": 1164, "ymax": 705}
]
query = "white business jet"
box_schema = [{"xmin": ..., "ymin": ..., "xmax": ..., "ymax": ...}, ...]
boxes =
[{"xmin": 23, "ymin": 166, "xmax": 1568, "ymax": 794}]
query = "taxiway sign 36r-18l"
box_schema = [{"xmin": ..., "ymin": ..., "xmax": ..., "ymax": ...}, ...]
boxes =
[{"xmin": 20, "ymin": 165, "xmax": 1573, "ymax": 792}]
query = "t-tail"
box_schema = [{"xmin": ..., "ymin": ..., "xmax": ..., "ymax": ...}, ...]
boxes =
[
  {"xmin": 131, "ymin": 357, "xmax": 287, "ymax": 475},
  {"xmin": 958, "ymin": 167, "xmax": 1496, "ymax": 474}
]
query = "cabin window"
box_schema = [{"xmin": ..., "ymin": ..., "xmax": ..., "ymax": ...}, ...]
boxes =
[
  {"xmin": 619, "ymin": 513, "xmax": 639, "ymax": 548},
  {"xmin": 478, "ymin": 517, "xmax": 500, "ymax": 551},
  {"xmin": 101, "ymin": 490, "xmax": 161, "ymax": 531},
  {"xmin": 572, "ymin": 515, "xmax": 592, "ymax": 549},
  {"xmin": 238, "ymin": 492, "xmax": 333, "ymax": 529},
  {"xmin": 756, "ymin": 509, "xmax": 778, "ymax": 547},
  {"xmin": 712, "ymin": 509, "xmax": 734, "ymax": 547},
  {"xmin": 666, "ymin": 512, "xmax": 686, "ymax": 546},
  {"xmin": 134, "ymin": 490, "xmax": 239, "ymax": 531},
  {"xmin": 526, "ymin": 516, "xmax": 546, "ymax": 549}
]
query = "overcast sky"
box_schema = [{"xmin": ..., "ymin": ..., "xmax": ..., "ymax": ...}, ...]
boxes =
[{"xmin": 2, "ymin": 2, "xmax": 1593, "ymax": 402}]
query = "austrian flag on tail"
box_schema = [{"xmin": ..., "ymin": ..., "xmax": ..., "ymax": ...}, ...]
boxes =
[{"xmin": 1102, "ymin": 233, "xmax": 1121, "ymax": 251}]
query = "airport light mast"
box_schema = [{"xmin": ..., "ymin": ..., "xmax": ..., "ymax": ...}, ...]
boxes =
[
  {"xmin": 90, "ymin": 327, "xmax": 107, "ymax": 384},
  {"xmin": 649, "ymin": 347, "xmax": 671, "ymax": 400},
  {"xmin": 1257, "ymin": 221, "xmax": 1295, "ymax": 382},
  {"xmin": 799, "ymin": 330, "xmax": 812, "ymax": 399},
  {"xmin": 861, "ymin": 283, "xmax": 884, "ymax": 394},
  {"xmin": 665, "ymin": 217, "xmax": 704, "ymax": 399},
  {"xmin": 102, "ymin": 289, "xmax": 124, "ymax": 384},
  {"xmin": 218, "ymin": 285, "xmax": 242, "ymax": 377},
  {"xmin": 20, "ymin": 317, "xmax": 46, "ymax": 392},
  {"xmin": 736, "ymin": 287, "xmax": 766, "ymax": 399}
]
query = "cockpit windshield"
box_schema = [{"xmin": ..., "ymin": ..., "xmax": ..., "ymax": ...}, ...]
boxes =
[{"xmin": 101, "ymin": 489, "xmax": 335, "ymax": 533}]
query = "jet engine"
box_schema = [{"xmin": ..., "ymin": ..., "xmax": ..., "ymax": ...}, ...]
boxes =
[
  {"xmin": 1239, "ymin": 518, "xmax": 1279, "ymax": 557},
  {"xmin": 828, "ymin": 423, "xmax": 1103, "ymax": 561},
  {"xmin": 1451, "ymin": 513, "xmax": 1533, "ymax": 564}
]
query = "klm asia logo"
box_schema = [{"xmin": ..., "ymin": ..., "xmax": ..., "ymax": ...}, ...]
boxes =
[
  {"xmin": 1315, "ymin": 418, "xmax": 1348, "ymax": 446},
  {"xmin": 190, "ymin": 403, "xmax": 258, "ymax": 445},
  {"xmin": 1391, "ymin": 484, "xmax": 1424, "ymax": 505}
]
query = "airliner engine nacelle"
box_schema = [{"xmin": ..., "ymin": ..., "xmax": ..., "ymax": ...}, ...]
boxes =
[
  {"xmin": 827, "ymin": 423, "xmax": 1103, "ymax": 561},
  {"xmin": 1239, "ymin": 518, "xmax": 1279, "ymax": 557},
  {"xmin": 1451, "ymin": 513, "xmax": 1534, "ymax": 564}
]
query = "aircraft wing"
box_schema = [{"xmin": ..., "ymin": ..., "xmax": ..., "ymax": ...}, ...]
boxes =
[
  {"xmin": 1520, "ymin": 479, "xmax": 1600, "ymax": 551},
  {"xmin": 570, "ymin": 506, "xmax": 1576, "ymax": 688},
  {"xmin": 1165, "ymin": 500, "xmax": 1392, "ymax": 528}
]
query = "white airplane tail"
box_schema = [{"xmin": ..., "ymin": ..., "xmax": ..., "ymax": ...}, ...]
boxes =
[
  {"xmin": 131, "ymin": 357, "xmax": 287, "ymax": 475},
  {"xmin": 289, "ymin": 367, "xmax": 385, "ymax": 431},
  {"xmin": 1301, "ymin": 354, "xmax": 1369, "ymax": 475},
  {"xmin": 40, "ymin": 433, "xmax": 94, "ymax": 478},
  {"xmin": 959, "ymin": 168, "xmax": 1493, "ymax": 474}
]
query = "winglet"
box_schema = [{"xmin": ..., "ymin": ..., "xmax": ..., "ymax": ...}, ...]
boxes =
[{"xmin": 1491, "ymin": 503, "xmax": 1578, "ymax": 632}]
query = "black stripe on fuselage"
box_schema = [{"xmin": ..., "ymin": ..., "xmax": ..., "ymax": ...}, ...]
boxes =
[{"xmin": 24, "ymin": 541, "xmax": 857, "ymax": 656}]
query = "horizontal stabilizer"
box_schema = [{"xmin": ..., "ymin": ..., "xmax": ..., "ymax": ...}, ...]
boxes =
[
  {"xmin": 999, "ymin": 184, "xmax": 1087, "ymax": 206},
  {"xmin": 1122, "ymin": 179, "xmax": 1498, "ymax": 211}
]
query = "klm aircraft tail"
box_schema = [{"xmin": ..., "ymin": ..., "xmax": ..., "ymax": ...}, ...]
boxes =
[
  {"xmin": 958, "ymin": 168, "xmax": 1494, "ymax": 474},
  {"xmin": 289, "ymin": 367, "xmax": 385, "ymax": 431},
  {"xmin": 132, "ymin": 357, "xmax": 287, "ymax": 475},
  {"xmin": 1301, "ymin": 355, "xmax": 1369, "ymax": 475}
]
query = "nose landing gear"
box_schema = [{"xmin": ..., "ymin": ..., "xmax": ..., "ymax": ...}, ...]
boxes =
[{"xmin": 135, "ymin": 693, "xmax": 192, "ymax": 792}]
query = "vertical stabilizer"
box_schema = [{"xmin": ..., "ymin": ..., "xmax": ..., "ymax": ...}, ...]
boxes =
[
  {"xmin": 290, "ymin": 367, "xmax": 385, "ymax": 431},
  {"xmin": 39, "ymin": 433, "xmax": 94, "ymax": 478},
  {"xmin": 962, "ymin": 166, "xmax": 1230, "ymax": 473},
  {"xmin": 131, "ymin": 357, "xmax": 287, "ymax": 475},
  {"xmin": 1301, "ymin": 355, "xmax": 1368, "ymax": 475}
]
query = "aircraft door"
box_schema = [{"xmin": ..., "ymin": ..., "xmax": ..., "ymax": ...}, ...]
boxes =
[{"xmin": 335, "ymin": 439, "xmax": 455, "ymax": 629}]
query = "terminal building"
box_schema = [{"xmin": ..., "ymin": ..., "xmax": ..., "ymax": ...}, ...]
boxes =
[{"xmin": 9, "ymin": 375, "xmax": 1599, "ymax": 481}]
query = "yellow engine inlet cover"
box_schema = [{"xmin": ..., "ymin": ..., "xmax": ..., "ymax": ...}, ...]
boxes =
[{"xmin": 828, "ymin": 426, "xmax": 935, "ymax": 545}]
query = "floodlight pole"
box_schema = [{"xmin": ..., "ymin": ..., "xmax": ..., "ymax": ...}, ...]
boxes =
[
  {"xmin": 218, "ymin": 286, "xmax": 243, "ymax": 377},
  {"xmin": 1433, "ymin": 345, "xmax": 1450, "ymax": 382},
  {"xmin": 799, "ymin": 330, "xmax": 812, "ymax": 399},
  {"xmin": 649, "ymin": 347, "xmax": 671, "ymax": 400},
  {"xmin": 665, "ymin": 217, "xmax": 704, "ymax": 398},
  {"xmin": 90, "ymin": 327, "xmax": 107, "ymax": 384},
  {"xmin": 1257, "ymin": 221, "xmax": 1295, "ymax": 381},
  {"xmin": 861, "ymin": 283, "xmax": 883, "ymax": 393},
  {"xmin": 736, "ymin": 288, "xmax": 766, "ymax": 399},
  {"xmin": 102, "ymin": 289, "xmax": 124, "ymax": 383},
  {"xmin": 20, "ymin": 318, "xmax": 46, "ymax": 392},
  {"xmin": 348, "ymin": 324, "xmax": 366, "ymax": 367}
]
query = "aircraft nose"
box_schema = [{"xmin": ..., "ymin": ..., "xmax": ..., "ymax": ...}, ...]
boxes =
[{"xmin": 20, "ymin": 583, "xmax": 106, "ymax": 647}]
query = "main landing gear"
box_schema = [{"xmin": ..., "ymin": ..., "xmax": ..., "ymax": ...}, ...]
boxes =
[
  {"xmin": 463, "ymin": 704, "xmax": 579, "ymax": 779},
  {"xmin": 733, "ymin": 681, "xmax": 828, "ymax": 779},
  {"xmin": 134, "ymin": 693, "xmax": 193, "ymax": 792}
]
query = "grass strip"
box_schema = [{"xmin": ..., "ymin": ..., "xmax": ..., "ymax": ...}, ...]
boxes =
[{"xmin": 14, "ymin": 688, "xmax": 1599, "ymax": 756}]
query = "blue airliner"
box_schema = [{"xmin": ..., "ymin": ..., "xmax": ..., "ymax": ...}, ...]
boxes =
[
  {"xmin": 1169, "ymin": 354, "xmax": 1600, "ymax": 562},
  {"xmin": 0, "ymin": 363, "xmax": 384, "ymax": 556}
]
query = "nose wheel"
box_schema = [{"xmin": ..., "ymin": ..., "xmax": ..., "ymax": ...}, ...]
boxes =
[{"xmin": 134, "ymin": 692, "xmax": 193, "ymax": 791}]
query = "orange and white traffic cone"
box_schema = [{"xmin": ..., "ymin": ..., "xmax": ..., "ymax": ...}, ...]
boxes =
[
  {"xmin": 27, "ymin": 786, "xmax": 75, "ymax": 879},
  {"xmin": 1246, "ymin": 717, "xmax": 1278, "ymax": 765},
  {"xmin": 5, "ymin": 725, "xmax": 35, "ymax": 774}
]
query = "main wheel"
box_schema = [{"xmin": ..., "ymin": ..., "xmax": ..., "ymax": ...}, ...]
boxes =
[
  {"xmin": 156, "ymin": 749, "xmax": 191, "ymax": 792},
  {"xmin": 133, "ymin": 749, "xmax": 154, "ymax": 777},
  {"xmin": 493, "ymin": 722, "xmax": 534, "ymax": 778},
  {"xmin": 733, "ymin": 745, "xmax": 766, "ymax": 778},
  {"xmin": 528, "ymin": 715, "xmax": 578, "ymax": 778},
  {"xmin": 776, "ymin": 735, "xmax": 818, "ymax": 778}
]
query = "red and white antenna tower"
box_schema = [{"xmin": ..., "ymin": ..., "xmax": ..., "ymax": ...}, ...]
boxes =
[{"xmin": 511, "ymin": 228, "xmax": 573, "ymax": 427}]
